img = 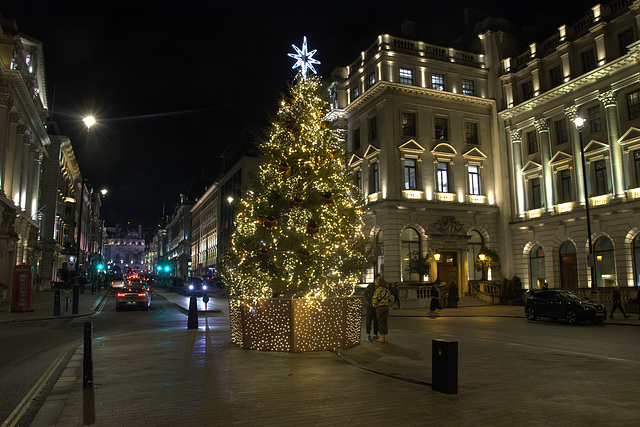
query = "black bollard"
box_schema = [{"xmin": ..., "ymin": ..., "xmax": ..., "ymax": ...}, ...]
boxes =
[
  {"xmin": 83, "ymin": 321, "xmax": 93, "ymax": 388},
  {"xmin": 432, "ymin": 339, "xmax": 458, "ymax": 394},
  {"xmin": 187, "ymin": 296, "xmax": 198, "ymax": 329},
  {"xmin": 72, "ymin": 285, "xmax": 80, "ymax": 314},
  {"xmin": 91, "ymin": 282, "xmax": 96, "ymax": 295},
  {"xmin": 53, "ymin": 290, "xmax": 61, "ymax": 316}
]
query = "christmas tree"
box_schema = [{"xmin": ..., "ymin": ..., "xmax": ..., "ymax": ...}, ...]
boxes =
[{"xmin": 223, "ymin": 74, "xmax": 369, "ymax": 300}]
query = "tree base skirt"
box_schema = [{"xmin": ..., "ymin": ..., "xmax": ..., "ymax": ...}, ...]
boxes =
[{"xmin": 229, "ymin": 297, "xmax": 362, "ymax": 352}]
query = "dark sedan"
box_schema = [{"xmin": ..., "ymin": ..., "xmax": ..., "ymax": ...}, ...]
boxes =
[
  {"xmin": 116, "ymin": 286, "xmax": 151, "ymax": 311},
  {"xmin": 525, "ymin": 290, "xmax": 606, "ymax": 324}
]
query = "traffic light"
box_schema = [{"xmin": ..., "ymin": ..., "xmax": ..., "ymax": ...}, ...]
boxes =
[{"xmin": 97, "ymin": 263, "xmax": 105, "ymax": 272}]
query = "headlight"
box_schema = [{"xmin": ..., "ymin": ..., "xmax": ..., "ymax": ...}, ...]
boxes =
[
  {"xmin": 189, "ymin": 285, "xmax": 194, "ymax": 290},
  {"xmin": 202, "ymin": 285, "xmax": 208, "ymax": 290}
]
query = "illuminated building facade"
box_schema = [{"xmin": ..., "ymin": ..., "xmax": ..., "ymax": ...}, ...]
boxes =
[
  {"xmin": 496, "ymin": 1, "xmax": 640, "ymax": 290},
  {"xmin": 330, "ymin": 0, "xmax": 640, "ymax": 294},
  {"xmin": 0, "ymin": 18, "xmax": 49, "ymax": 296},
  {"xmin": 104, "ymin": 224, "xmax": 146, "ymax": 274},
  {"xmin": 328, "ymin": 32, "xmax": 511, "ymax": 294}
]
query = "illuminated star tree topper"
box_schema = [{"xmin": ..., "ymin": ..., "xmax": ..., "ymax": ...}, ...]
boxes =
[{"xmin": 288, "ymin": 36, "xmax": 320, "ymax": 80}]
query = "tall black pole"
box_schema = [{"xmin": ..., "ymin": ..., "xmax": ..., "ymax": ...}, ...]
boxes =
[
  {"xmin": 577, "ymin": 124, "xmax": 596, "ymax": 288},
  {"xmin": 75, "ymin": 126, "xmax": 90, "ymax": 275}
]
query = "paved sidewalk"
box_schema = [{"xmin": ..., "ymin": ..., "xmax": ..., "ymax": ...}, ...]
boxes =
[
  {"xmin": 26, "ymin": 291, "xmax": 640, "ymax": 426},
  {"xmin": 0, "ymin": 288, "xmax": 107, "ymax": 323}
]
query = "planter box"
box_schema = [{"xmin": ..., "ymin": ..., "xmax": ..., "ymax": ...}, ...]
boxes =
[{"xmin": 229, "ymin": 297, "xmax": 362, "ymax": 352}]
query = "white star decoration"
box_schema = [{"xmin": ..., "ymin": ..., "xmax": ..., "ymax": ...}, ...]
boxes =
[{"xmin": 288, "ymin": 36, "xmax": 320, "ymax": 80}]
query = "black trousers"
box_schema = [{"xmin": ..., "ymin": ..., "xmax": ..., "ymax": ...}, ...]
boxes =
[{"xmin": 365, "ymin": 306, "xmax": 378, "ymax": 335}]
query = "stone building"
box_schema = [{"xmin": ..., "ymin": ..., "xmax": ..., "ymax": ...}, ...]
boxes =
[
  {"xmin": 495, "ymin": 1, "xmax": 640, "ymax": 291},
  {"xmin": 328, "ymin": 0, "xmax": 640, "ymax": 296},
  {"xmin": 103, "ymin": 224, "xmax": 146, "ymax": 275},
  {"xmin": 0, "ymin": 17, "xmax": 49, "ymax": 297}
]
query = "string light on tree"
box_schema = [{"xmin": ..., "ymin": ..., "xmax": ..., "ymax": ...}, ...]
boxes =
[{"xmin": 222, "ymin": 43, "xmax": 368, "ymax": 302}]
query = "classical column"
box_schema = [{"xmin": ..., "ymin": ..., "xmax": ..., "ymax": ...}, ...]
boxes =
[
  {"xmin": 564, "ymin": 106, "xmax": 585, "ymax": 204},
  {"xmin": 510, "ymin": 129, "xmax": 525, "ymax": 216},
  {"xmin": 598, "ymin": 90, "xmax": 625, "ymax": 198},
  {"xmin": 30, "ymin": 149, "xmax": 43, "ymax": 220},
  {"xmin": 535, "ymin": 118, "xmax": 553, "ymax": 211},
  {"xmin": 3, "ymin": 114, "xmax": 20, "ymax": 198},
  {"xmin": 0, "ymin": 92, "xmax": 12, "ymax": 187},
  {"xmin": 21, "ymin": 134, "xmax": 34, "ymax": 212}
]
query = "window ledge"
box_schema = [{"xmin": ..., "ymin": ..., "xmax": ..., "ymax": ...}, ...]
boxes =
[
  {"xmin": 590, "ymin": 194, "xmax": 611, "ymax": 207},
  {"xmin": 466, "ymin": 194, "xmax": 486, "ymax": 204},
  {"xmin": 402, "ymin": 190, "xmax": 424, "ymax": 200},
  {"xmin": 625, "ymin": 187, "xmax": 640, "ymax": 200},
  {"xmin": 368, "ymin": 192, "xmax": 381, "ymax": 203},
  {"xmin": 436, "ymin": 192, "xmax": 456, "ymax": 202},
  {"xmin": 554, "ymin": 202, "xmax": 575, "ymax": 214},
  {"xmin": 525, "ymin": 208, "xmax": 544, "ymax": 219}
]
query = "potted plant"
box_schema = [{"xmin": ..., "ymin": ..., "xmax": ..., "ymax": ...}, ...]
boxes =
[
  {"xmin": 407, "ymin": 250, "xmax": 431, "ymax": 283},
  {"xmin": 447, "ymin": 281, "xmax": 459, "ymax": 308}
]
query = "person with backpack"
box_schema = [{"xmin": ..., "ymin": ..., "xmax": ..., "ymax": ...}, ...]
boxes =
[
  {"xmin": 372, "ymin": 276, "xmax": 394, "ymax": 343},
  {"xmin": 363, "ymin": 280, "xmax": 379, "ymax": 341}
]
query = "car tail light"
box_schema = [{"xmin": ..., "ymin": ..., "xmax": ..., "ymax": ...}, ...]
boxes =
[
  {"xmin": 138, "ymin": 293, "xmax": 148, "ymax": 297},
  {"xmin": 117, "ymin": 293, "xmax": 125, "ymax": 297}
]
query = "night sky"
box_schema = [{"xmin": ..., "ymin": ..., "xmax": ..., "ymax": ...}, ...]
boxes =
[{"xmin": 2, "ymin": 0, "xmax": 592, "ymax": 231}]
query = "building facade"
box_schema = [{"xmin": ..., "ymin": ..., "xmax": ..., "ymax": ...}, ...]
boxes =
[
  {"xmin": 328, "ymin": 32, "xmax": 512, "ymax": 295},
  {"xmin": 103, "ymin": 224, "xmax": 146, "ymax": 275},
  {"xmin": 0, "ymin": 18, "xmax": 49, "ymax": 298},
  {"xmin": 494, "ymin": 1, "xmax": 640, "ymax": 290},
  {"xmin": 329, "ymin": 0, "xmax": 640, "ymax": 296}
]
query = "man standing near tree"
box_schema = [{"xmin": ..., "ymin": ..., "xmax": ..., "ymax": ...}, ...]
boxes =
[
  {"xmin": 372, "ymin": 276, "xmax": 393, "ymax": 343},
  {"xmin": 363, "ymin": 279, "xmax": 379, "ymax": 341}
]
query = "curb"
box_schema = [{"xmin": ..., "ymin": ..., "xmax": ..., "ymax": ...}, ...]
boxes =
[{"xmin": 0, "ymin": 293, "xmax": 110, "ymax": 324}]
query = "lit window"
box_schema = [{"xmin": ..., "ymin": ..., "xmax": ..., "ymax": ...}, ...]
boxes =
[
  {"xmin": 399, "ymin": 68, "xmax": 413, "ymax": 85},
  {"xmin": 437, "ymin": 162, "xmax": 449, "ymax": 193},
  {"xmin": 404, "ymin": 159, "xmax": 417, "ymax": 190},
  {"xmin": 432, "ymin": 74, "xmax": 445, "ymax": 91},
  {"xmin": 368, "ymin": 73, "xmax": 376, "ymax": 89},
  {"xmin": 468, "ymin": 165, "xmax": 481, "ymax": 195},
  {"xmin": 462, "ymin": 79, "xmax": 474, "ymax": 96}
]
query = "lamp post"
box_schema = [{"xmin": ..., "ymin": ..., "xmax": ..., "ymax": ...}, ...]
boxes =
[
  {"xmin": 433, "ymin": 252, "xmax": 441, "ymax": 282},
  {"xmin": 574, "ymin": 117, "xmax": 596, "ymax": 289},
  {"xmin": 478, "ymin": 253, "xmax": 487, "ymax": 281},
  {"xmin": 75, "ymin": 116, "xmax": 95, "ymax": 275}
]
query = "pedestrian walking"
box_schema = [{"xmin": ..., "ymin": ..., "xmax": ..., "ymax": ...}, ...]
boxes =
[
  {"xmin": 610, "ymin": 284, "xmax": 629, "ymax": 319},
  {"xmin": 372, "ymin": 276, "xmax": 393, "ymax": 343},
  {"xmin": 363, "ymin": 280, "xmax": 379, "ymax": 341},
  {"xmin": 430, "ymin": 283, "xmax": 441, "ymax": 311}
]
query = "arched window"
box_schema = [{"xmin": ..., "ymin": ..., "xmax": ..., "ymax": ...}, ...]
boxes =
[
  {"xmin": 594, "ymin": 236, "xmax": 615, "ymax": 287},
  {"xmin": 467, "ymin": 230, "xmax": 484, "ymax": 281},
  {"xmin": 633, "ymin": 234, "xmax": 640, "ymax": 286},
  {"xmin": 401, "ymin": 228, "xmax": 420, "ymax": 282},
  {"xmin": 559, "ymin": 241, "xmax": 577, "ymax": 288},
  {"xmin": 530, "ymin": 245, "xmax": 546, "ymax": 289}
]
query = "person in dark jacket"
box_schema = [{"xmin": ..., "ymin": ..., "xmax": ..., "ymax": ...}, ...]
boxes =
[
  {"xmin": 363, "ymin": 281, "xmax": 379, "ymax": 341},
  {"xmin": 610, "ymin": 284, "xmax": 629, "ymax": 319},
  {"xmin": 430, "ymin": 283, "xmax": 441, "ymax": 311},
  {"xmin": 372, "ymin": 276, "xmax": 393, "ymax": 343}
]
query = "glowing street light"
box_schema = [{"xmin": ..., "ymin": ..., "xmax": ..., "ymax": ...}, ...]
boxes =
[
  {"xmin": 100, "ymin": 188, "xmax": 108, "ymax": 196},
  {"xmin": 478, "ymin": 253, "xmax": 487, "ymax": 281},
  {"xmin": 433, "ymin": 252, "xmax": 441, "ymax": 281},
  {"xmin": 574, "ymin": 116, "xmax": 596, "ymax": 288}
]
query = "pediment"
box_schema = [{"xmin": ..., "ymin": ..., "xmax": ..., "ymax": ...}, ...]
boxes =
[
  {"xmin": 584, "ymin": 140, "xmax": 609, "ymax": 162},
  {"xmin": 363, "ymin": 144, "xmax": 381, "ymax": 159},
  {"xmin": 431, "ymin": 142, "xmax": 457, "ymax": 158},
  {"xmin": 522, "ymin": 160, "xmax": 542, "ymax": 173},
  {"xmin": 398, "ymin": 139, "xmax": 425, "ymax": 153},
  {"xmin": 462, "ymin": 147, "xmax": 487, "ymax": 161},
  {"xmin": 549, "ymin": 151, "xmax": 573, "ymax": 165},
  {"xmin": 348, "ymin": 154, "xmax": 362, "ymax": 168},
  {"xmin": 618, "ymin": 127, "xmax": 640, "ymax": 151}
]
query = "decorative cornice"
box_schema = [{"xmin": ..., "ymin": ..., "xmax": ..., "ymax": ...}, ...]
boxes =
[
  {"xmin": 500, "ymin": 47, "xmax": 640, "ymax": 120},
  {"xmin": 342, "ymin": 81, "xmax": 494, "ymax": 118}
]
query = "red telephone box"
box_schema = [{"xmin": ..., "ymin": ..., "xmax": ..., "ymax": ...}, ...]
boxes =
[{"xmin": 11, "ymin": 264, "xmax": 34, "ymax": 312}]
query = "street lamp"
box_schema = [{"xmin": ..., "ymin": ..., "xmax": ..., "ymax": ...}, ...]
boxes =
[
  {"xmin": 76, "ymin": 116, "xmax": 96, "ymax": 275},
  {"xmin": 478, "ymin": 253, "xmax": 487, "ymax": 281},
  {"xmin": 433, "ymin": 252, "xmax": 441, "ymax": 282},
  {"xmin": 574, "ymin": 116, "xmax": 596, "ymax": 288}
]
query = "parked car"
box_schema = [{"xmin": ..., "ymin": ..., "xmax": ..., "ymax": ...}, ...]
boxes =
[
  {"xmin": 116, "ymin": 285, "xmax": 151, "ymax": 311},
  {"xmin": 525, "ymin": 289, "xmax": 606, "ymax": 324}
]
